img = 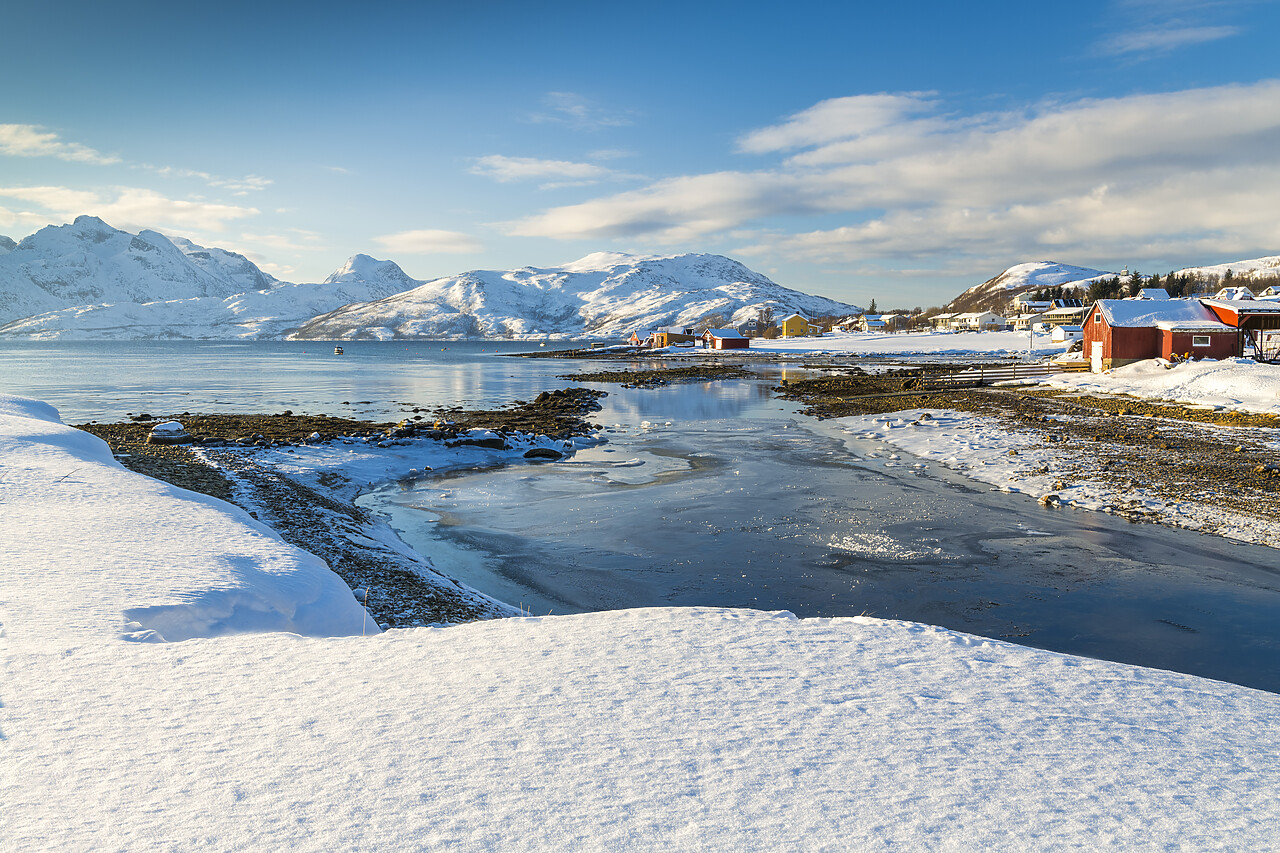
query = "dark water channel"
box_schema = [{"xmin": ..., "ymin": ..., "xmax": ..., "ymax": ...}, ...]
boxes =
[{"xmin": 364, "ymin": 377, "xmax": 1280, "ymax": 695}]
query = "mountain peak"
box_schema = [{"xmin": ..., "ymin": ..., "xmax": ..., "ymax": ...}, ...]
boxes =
[{"xmin": 322, "ymin": 254, "xmax": 418, "ymax": 299}]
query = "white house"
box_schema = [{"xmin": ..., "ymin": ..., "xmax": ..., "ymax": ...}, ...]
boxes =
[{"xmin": 952, "ymin": 311, "xmax": 1006, "ymax": 331}]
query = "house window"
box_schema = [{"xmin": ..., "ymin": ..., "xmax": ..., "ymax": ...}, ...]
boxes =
[
  {"xmin": 1093, "ymin": 313, "xmax": 1101, "ymax": 323},
  {"xmin": 1192, "ymin": 335, "xmax": 1211, "ymax": 347}
]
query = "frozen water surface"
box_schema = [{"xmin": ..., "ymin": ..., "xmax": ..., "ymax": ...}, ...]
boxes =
[{"xmin": 365, "ymin": 377, "xmax": 1280, "ymax": 694}]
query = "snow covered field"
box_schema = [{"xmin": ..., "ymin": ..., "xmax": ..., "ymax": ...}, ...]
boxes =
[
  {"xmin": 687, "ymin": 328, "xmax": 1064, "ymax": 357},
  {"xmin": 5, "ymin": 394, "xmax": 1280, "ymax": 850},
  {"xmin": 832, "ymin": 359, "xmax": 1280, "ymax": 548},
  {"xmin": 1041, "ymin": 356, "xmax": 1280, "ymax": 416}
]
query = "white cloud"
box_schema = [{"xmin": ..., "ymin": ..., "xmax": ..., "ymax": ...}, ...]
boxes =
[
  {"xmin": 527, "ymin": 92, "xmax": 633, "ymax": 131},
  {"xmin": 373, "ymin": 229, "xmax": 483, "ymax": 255},
  {"xmin": 470, "ymin": 155, "xmax": 614, "ymax": 186},
  {"xmin": 145, "ymin": 165, "xmax": 272, "ymax": 193},
  {"xmin": 736, "ymin": 93, "xmax": 937, "ymax": 154},
  {"xmin": 240, "ymin": 230, "xmax": 324, "ymax": 253},
  {"xmin": 0, "ymin": 125, "xmax": 119, "ymax": 165},
  {"xmin": 0, "ymin": 185, "xmax": 258, "ymax": 232},
  {"xmin": 507, "ymin": 80, "xmax": 1280, "ymax": 268},
  {"xmin": 1099, "ymin": 24, "xmax": 1240, "ymax": 55}
]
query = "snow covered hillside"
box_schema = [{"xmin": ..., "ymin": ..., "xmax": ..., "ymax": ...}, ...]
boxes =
[
  {"xmin": 5, "ymin": 393, "xmax": 1280, "ymax": 850},
  {"xmin": 1172, "ymin": 254, "xmax": 1280, "ymax": 282},
  {"xmin": 289, "ymin": 251, "xmax": 860, "ymax": 340},
  {"xmin": 0, "ymin": 216, "xmax": 280, "ymax": 326},
  {"xmin": 945, "ymin": 261, "xmax": 1113, "ymax": 314}
]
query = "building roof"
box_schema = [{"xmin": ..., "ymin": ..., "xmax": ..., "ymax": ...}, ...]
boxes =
[
  {"xmin": 1201, "ymin": 298, "xmax": 1280, "ymax": 315},
  {"xmin": 1131, "ymin": 289, "xmax": 1171, "ymax": 301},
  {"xmin": 704, "ymin": 328, "xmax": 746, "ymax": 339},
  {"xmin": 1094, "ymin": 299, "xmax": 1231, "ymax": 329},
  {"xmin": 781, "ymin": 313, "xmax": 809, "ymax": 321},
  {"xmin": 1154, "ymin": 320, "xmax": 1238, "ymax": 332}
]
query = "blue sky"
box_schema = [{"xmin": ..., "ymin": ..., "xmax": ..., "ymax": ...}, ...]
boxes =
[{"xmin": 2, "ymin": 0, "xmax": 1278, "ymax": 307}]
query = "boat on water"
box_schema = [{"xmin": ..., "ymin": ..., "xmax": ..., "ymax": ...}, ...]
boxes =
[{"xmin": 334, "ymin": 346, "xmax": 344, "ymax": 355}]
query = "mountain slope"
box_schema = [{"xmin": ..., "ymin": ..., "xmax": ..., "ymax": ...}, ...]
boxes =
[
  {"xmin": 944, "ymin": 262, "xmax": 1114, "ymax": 314},
  {"xmin": 1171, "ymin": 255, "xmax": 1280, "ymax": 282},
  {"xmin": 0, "ymin": 216, "xmax": 279, "ymax": 325},
  {"xmin": 290, "ymin": 252, "xmax": 861, "ymax": 340}
]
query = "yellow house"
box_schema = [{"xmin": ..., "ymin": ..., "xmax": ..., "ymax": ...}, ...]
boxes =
[{"xmin": 779, "ymin": 313, "xmax": 822, "ymax": 337}]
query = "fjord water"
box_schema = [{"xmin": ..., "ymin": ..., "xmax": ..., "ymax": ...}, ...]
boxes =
[
  {"xmin": 0, "ymin": 339, "xmax": 580, "ymax": 421},
  {"xmin": 5, "ymin": 340, "xmax": 1280, "ymax": 692}
]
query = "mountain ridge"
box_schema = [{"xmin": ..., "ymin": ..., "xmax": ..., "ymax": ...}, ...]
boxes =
[{"xmin": 288, "ymin": 252, "xmax": 861, "ymax": 340}]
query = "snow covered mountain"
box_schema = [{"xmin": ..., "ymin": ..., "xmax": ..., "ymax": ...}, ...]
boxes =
[
  {"xmin": 0, "ymin": 219, "xmax": 421, "ymax": 339},
  {"xmin": 290, "ymin": 252, "xmax": 861, "ymax": 340},
  {"xmin": 1171, "ymin": 255, "xmax": 1280, "ymax": 282},
  {"xmin": 944, "ymin": 261, "xmax": 1114, "ymax": 314},
  {"xmin": 0, "ymin": 216, "xmax": 281, "ymax": 326},
  {"xmin": 0, "ymin": 263, "xmax": 422, "ymax": 340},
  {"xmin": 0, "ymin": 221, "xmax": 856, "ymax": 341}
]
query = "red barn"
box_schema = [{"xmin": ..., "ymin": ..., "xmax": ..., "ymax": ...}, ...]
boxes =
[{"xmin": 1083, "ymin": 299, "xmax": 1238, "ymax": 372}]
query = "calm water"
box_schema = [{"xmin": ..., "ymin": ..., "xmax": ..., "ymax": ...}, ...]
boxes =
[
  {"xmin": 0, "ymin": 339, "xmax": 587, "ymax": 422},
  {"xmin": 5, "ymin": 340, "xmax": 1280, "ymax": 693}
]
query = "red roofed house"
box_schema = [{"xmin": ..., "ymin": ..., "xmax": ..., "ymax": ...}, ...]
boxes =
[{"xmin": 1082, "ymin": 299, "xmax": 1238, "ymax": 372}]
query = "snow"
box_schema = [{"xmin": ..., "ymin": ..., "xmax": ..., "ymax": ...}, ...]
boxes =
[
  {"xmin": 1174, "ymin": 254, "xmax": 1280, "ymax": 281},
  {"xmin": 696, "ymin": 328, "xmax": 1066, "ymax": 356},
  {"xmin": 1094, "ymin": 297, "xmax": 1229, "ymax": 328},
  {"xmin": 1042, "ymin": 357, "xmax": 1280, "ymax": 415},
  {"xmin": 0, "ymin": 394, "xmax": 378, "ymax": 644},
  {"xmin": 826, "ymin": 358, "xmax": 1280, "ymax": 547},
  {"xmin": 955, "ymin": 260, "xmax": 1114, "ymax": 299},
  {"xmin": 835, "ymin": 406, "xmax": 1280, "ymax": 547},
  {"xmin": 6, "ymin": 393, "xmax": 1280, "ymax": 849},
  {"xmin": 290, "ymin": 252, "xmax": 860, "ymax": 341}
]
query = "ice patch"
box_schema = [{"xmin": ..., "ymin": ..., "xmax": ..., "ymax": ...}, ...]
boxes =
[{"xmin": 828, "ymin": 533, "xmax": 954, "ymax": 561}]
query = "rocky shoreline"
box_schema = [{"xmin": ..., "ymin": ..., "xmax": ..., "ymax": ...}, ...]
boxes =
[
  {"xmin": 776, "ymin": 370, "xmax": 1280, "ymax": 541},
  {"xmin": 74, "ymin": 387, "xmax": 607, "ymax": 628}
]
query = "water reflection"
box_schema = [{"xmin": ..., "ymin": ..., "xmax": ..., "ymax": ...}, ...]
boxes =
[{"xmin": 0, "ymin": 339, "xmax": 593, "ymax": 421}]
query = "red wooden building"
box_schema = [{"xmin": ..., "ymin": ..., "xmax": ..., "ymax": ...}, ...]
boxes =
[
  {"xmin": 1082, "ymin": 299, "xmax": 1238, "ymax": 372},
  {"xmin": 701, "ymin": 328, "xmax": 750, "ymax": 350}
]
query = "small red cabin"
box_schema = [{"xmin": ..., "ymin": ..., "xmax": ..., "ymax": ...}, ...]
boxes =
[{"xmin": 701, "ymin": 328, "xmax": 749, "ymax": 350}]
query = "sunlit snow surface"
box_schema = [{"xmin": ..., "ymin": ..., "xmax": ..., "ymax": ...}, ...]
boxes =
[{"xmin": 5, "ymin": 394, "xmax": 1280, "ymax": 850}]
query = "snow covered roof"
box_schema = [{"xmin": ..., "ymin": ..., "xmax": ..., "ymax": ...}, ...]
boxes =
[
  {"xmin": 705, "ymin": 328, "xmax": 746, "ymax": 338},
  {"xmin": 1201, "ymin": 298, "xmax": 1280, "ymax": 315},
  {"xmin": 1094, "ymin": 299, "xmax": 1231, "ymax": 329},
  {"xmin": 1154, "ymin": 320, "xmax": 1238, "ymax": 332},
  {"xmin": 1131, "ymin": 289, "xmax": 1170, "ymax": 300}
]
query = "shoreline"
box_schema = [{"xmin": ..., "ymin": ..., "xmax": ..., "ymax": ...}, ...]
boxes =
[
  {"xmin": 775, "ymin": 371, "xmax": 1280, "ymax": 548},
  {"xmin": 74, "ymin": 387, "xmax": 607, "ymax": 628}
]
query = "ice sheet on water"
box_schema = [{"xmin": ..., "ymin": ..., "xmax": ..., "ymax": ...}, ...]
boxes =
[{"xmin": 828, "ymin": 532, "xmax": 956, "ymax": 561}]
